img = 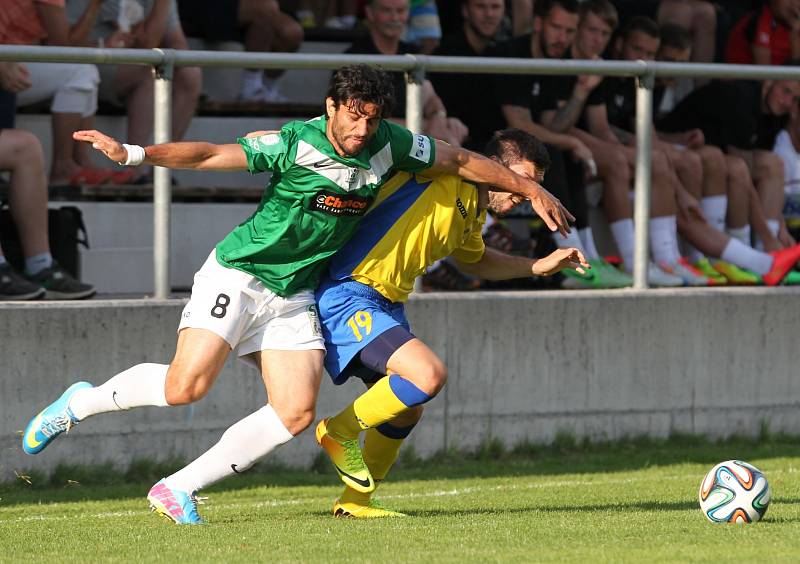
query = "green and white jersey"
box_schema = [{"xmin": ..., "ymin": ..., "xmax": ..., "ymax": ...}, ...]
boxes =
[{"xmin": 215, "ymin": 115, "xmax": 436, "ymax": 296}]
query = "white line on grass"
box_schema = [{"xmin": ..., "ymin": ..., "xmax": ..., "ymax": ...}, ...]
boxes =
[{"xmin": 0, "ymin": 473, "xmax": 694, "ymax": 524}]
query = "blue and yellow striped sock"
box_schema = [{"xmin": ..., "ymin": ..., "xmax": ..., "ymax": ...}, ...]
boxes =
[{"xmin": 328, "ymin": 375, "xmax": 430, "ymax": 440}]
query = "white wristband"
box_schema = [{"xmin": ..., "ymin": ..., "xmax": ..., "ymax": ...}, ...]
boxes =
[{"xmin": 120, "ymin": 144, "xmax": 146, "ymax": 166}]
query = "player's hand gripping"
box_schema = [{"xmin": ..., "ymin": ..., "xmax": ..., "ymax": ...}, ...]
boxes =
[
  {"xmin": 73, "ymin": 129, "xmax": 129, "ymax": 163},
  {"xmin": 532, "ymin": 247, "xmax": 590, "ymax": 276}
]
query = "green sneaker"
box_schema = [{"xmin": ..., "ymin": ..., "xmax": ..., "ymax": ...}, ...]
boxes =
[
  {"xmin": 782, "ymin": 270, "xmax": 800, "ymax": 285},
  {"xmin": 693, "ymin": 258, "xmax": 727, "ymax": 285},
  {"xmin": 562, "ymin": 258, "xmax": 630, "ymax": 289},
  {"xmin": 712, "ymin": 260, "xmax": 762, "ymax": 285}
]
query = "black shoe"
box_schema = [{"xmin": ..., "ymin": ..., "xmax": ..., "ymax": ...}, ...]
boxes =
[
  {"xmin": 0, "ymin": 263, "xmax": 45, "ymax": 300},
  {"xmin": 421, "ymin": 261, "xmax": 481, "ymax": 292},
  {"xmin": 27, "ymin": 262, "xmax": 95, "ymax": 300}
]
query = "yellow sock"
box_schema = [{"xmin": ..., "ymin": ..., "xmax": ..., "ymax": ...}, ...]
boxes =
[
  {"xmin": 328, "ymin": 375, "xmax": 429, "ymax": 439},
  {"xmin": 339, "ymin": 423, "xmax": 415, "ymax": 506}
]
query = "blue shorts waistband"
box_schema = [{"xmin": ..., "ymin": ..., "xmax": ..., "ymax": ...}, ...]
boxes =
[{"xmin": 327, "ymin": 278, "xmax": 392, "ymax": 305}]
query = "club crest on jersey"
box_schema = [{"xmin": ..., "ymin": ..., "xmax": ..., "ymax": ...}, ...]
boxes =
[
  {"xmin": 310, "ymin": 190, "xmax": 373, "ymax": 216},
  {"xmin": 346, "ymin": 167, "xmax": 360, "ymax": 188}
]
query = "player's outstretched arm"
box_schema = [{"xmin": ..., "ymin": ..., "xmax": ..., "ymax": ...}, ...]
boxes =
[
  {"xmin": 455, "ymin": 247, "xmax": 589, "ymax": 281},
  {"xmin": 73, "ymin": 130, "xmax": 249, "ymax": 171},
  {"xmin": 429, "ymin": 143, "xmax": 575, "ymax": 236}
]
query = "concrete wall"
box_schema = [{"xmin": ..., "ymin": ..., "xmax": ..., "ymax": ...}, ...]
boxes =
[{"xmin": 1, "ymin": 288, "xmax": 799, "ymax": 481}]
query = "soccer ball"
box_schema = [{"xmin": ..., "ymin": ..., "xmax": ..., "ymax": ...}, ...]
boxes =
[{"xmin": 698, "ymin": 460, "xmax": 771, "ymax": 523}]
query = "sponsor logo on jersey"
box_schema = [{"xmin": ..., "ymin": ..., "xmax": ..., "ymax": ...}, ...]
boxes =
[
  {"xmin": 455, "ymin": 197, "xmax": 468, "ymax": 219},
  {"xmin": 309, "ymin": 191, "xmax": 373, "ymax": 217},
  {"xmin": 409, "ymin": 134, "xmax": 432, "ymax": 162}
]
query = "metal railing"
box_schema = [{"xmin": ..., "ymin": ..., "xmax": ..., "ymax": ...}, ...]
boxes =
[{"xmin": 3, "ymin": 45, "xmax": 800, "ymax": 295}]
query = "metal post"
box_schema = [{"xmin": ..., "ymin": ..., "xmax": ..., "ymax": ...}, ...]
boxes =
[
  {"xmin": 153, "ymin": 55, "xmax": 173, "ymax": 299},
  {"xmin": 406, "ymin": 66, "xmax": 425, "ymax": 134},
  {"xmin": 633, "ymin": 72, "xmax": 654, "ymax": 290},
  {"xmin": 407, "ymin": 64, "xmax": 425, "ymax": 292}
]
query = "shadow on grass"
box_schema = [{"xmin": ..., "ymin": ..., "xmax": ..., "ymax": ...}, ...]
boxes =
[{"xmin": 2, "ymin": 432, "xmax": 799, "ymax": 507}]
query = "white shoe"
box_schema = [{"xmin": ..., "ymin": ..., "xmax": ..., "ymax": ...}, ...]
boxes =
[
  {"xmin": 659, "ymin": 260, "xmax": 710, "ymax": 287},
  {"xmin": 625, "ymin": 262, "xmax": 684, "ymax": 287},
  {"xmin": 238, "ymin": 84, "xmax": 289, "ymax": 104},
  {"xmin": 647, "ymin": 262, "xmax": 684, "ymax": 287}
]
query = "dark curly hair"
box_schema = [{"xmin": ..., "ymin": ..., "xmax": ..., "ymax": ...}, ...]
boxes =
[
  {"xmin": 484, "ymin": 129, "xmax": 551, "ymax": 173},
  {"xmin": 327, "ymin": 64, "xmax": 396, "ymax": 118}
]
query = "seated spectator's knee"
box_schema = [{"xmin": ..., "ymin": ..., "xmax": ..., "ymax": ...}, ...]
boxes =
[
  {"xmin": 693, "ymin": 1, "xmax": 717, "ymax": 30},
  {"xmin": 651, "ymin": 150, "xmax": 670, "ymax": 175},
  {"xmin": 3, "ymin": 129, "xmax": 44, "ymax": 164},
  {"xmin": 754, "ymin": 152, "xmax": 783, "ymax": 180},
  {"xmin": 699, "ymin": 146, "xmax": 725, "ymax": 175},
  {"xmin": 660, "ymin": 0, "xmax": 692, "ymax": 28},
  {"xmin": 281, "ymin": 19, "xmax": 304, "ymax": 51},
  {"xmin": 679, "ymin": 149, "xmax": 702, "ymax": 177},
  {"xmin": 176, "ymin": 67, "xmax": 202, "ymax": 100}
]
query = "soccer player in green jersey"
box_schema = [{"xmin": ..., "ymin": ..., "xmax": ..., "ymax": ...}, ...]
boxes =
[{"xmin": 22, "ymin": 65, "xmax": 573, "ymax": 525}]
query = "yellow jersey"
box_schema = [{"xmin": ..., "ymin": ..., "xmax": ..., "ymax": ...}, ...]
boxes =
[{"xmin": 327, "ymin": 171, "xmax": 486, "ymax": 302}]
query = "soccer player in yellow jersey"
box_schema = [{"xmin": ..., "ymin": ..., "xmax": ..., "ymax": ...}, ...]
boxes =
[{"xmin": 315, "ymin": 129, "xmax": 589, "ymax": 517}]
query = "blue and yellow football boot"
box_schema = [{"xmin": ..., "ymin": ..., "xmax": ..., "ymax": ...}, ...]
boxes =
[{"xmin": 22, "ymin": 381, "xmax": 93, "ymax": 455}]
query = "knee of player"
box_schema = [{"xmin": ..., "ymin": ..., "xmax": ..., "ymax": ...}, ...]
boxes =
[
  {"xmin": 164, "ymin": 370, "xmax": 213, "ymax": 405},
  {"xmin": 280, "ymin": 406, "xmax": 315, "ymax": 435},
  {"xmin": 415, "ymin": 360, "xmax": 448, "ymax": 396}
]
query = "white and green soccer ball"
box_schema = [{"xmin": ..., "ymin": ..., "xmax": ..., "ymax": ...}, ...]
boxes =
[{"xmin": 698, "ymin": 460, "xmax": 771, "ymax": 523}]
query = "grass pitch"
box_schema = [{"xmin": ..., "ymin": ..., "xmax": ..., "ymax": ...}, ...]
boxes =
[{"xmin": 2, "ymin": 437, "xmax": 800, "ymax": 563}]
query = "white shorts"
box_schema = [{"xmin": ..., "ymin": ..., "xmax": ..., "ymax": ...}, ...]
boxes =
[{"xmin": 178, "ymin": 252, "xmax": 325, "ymax": 364}]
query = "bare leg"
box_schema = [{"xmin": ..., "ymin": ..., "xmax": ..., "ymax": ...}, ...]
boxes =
[
  {"xmin": 752, "ymin": 150, "xmax": 786, "ymax": 220},
  {"xmin": 50, "ymin": 112, "xmax": 84, "ymax": 184},
  {"xmin": 0, "ymin": 130, "xmax": 49, "ymax": 258}
]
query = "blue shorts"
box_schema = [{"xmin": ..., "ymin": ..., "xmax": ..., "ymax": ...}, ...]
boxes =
[{"xmin": 316, "ymin": 277, "xmax": 414, "ymax": 385}]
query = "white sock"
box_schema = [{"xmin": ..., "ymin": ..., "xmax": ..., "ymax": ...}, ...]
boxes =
[
  {"xmin": 578, "ymin": 227, "xmax": 601, "ymax": 260},
  {"xmin": 164, "ymin": 404, "xmax": 294, "ymax": 493},
  {"xmin": 610, "ymin": 218, "xmax": 635, "ymax": 272},
  {"xmin": 552, "ymin": 229, "xmax": 586, "ymax": 253},
  {"xmin": 25, "ymin": 252, "xmax": 53, "ymax": 276},
  {"xmin": 720, "ymin": 238, "xmax": 773, "ymax": 275},
  {"xmin": 0, "ymin": 254, "xmax": 6, "ymax": 265},
  {"xmin": 68, "ymin": 363, "xmax": 169, "ymax": 420},
  {"xmin": 755, "ymin": 220, "xmax": 780, "ymax": 251},
  {"xmin": 241, "ymin": 69, "xmax": 263, "ymax": 96},
  {"xmin": 727, "ymin": 225, "xmax": 751, "ymax": 245},
  {"xmin": 649, "ymin": 215, "xmax": 681, "ymax": 266},
  {"xmin": 700, "ymin": 196, "xmax": 727, "ymax": 232}
]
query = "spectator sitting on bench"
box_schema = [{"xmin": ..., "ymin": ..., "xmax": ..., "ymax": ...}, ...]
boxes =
[
  {"xmin": 0, "ymin": 89, "xmax": 94, "ymax": 300},
  {"xmin": 178, "ymin": 0, "xmax": 303, "ymax": 104},
  {"xmin": 66, "ymin": 0, "xmax": 202, "ymax": 184},
  {"xmin": 0, "ymin": 0, "xmax": 112, "ymax": 188},
  {"xmin": 347, "ymin": 0, "xmax": 469, "ymax": 147}
]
